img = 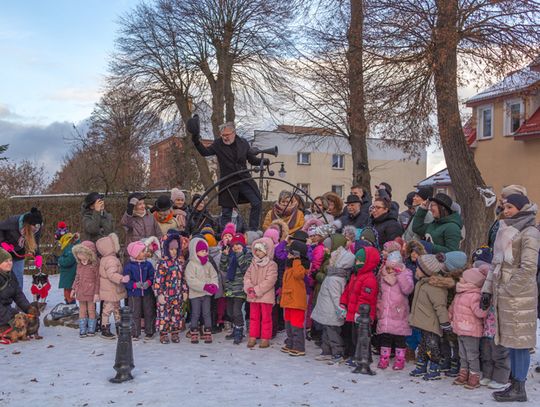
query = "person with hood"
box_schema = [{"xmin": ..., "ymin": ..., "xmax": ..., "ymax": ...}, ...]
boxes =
[
  {"xmin": 96, "ymin": 233, "xmax": 128, "ymax": 339},
  {"xmin": 185, "ymin": 237, "xmax": 219, "ymax": 344},
  {"xmin": 311, "ymin": 246, "xmax": 355, "ymax": 364},
  {"xmin": 244, "ymin": 237, "xmax": 278, "ymax": 348},
  {"xmin": 71, "ymin": 241, "xmax": 100, "ymax": 337},
  {"xmin": 0, "ymin": 247, "xmax": 31, "ymax": 332},
  {"xmin": 154, "ymin": 231, "xmax": 188, "ymax": 344},
  {"xmin": 376, "ymin": 251, "xmax": 415, "ymax": 370},
  {"xmin": 123, "ymin": 241, "xmax": 156, "ymax": 340},
  {"xmin": 57, "ymin": 232, "xmax": 80, "ymax": 305},
  {"xmin": 262, "ymin": 190, "xmax": 305, "ymax": 235},
  {"xmin": 487, "ymin": 185, "xmax": 527, "ymax": 250},
  {"xmin": 0, "ymin": 207, "xmax": 43, "ymax": 289},
  {"xmin": 412, "ymin": 193, "xmax": 462, "ymax": 254},
  {"xmin": 339, "ymin": 246, "xmax": 381, "ymax": 363},
  {"xmin": 369, "ymin": 197, "xmax": 404, "ymax": 247},
  {"xmin": 80, "ymin": 192, "xmax": 114, "ymax": 243},
  {"xmin": 480, "ymin": 193, "xmax": 540, "ymax": 402},
  {"xmin": 152, "ymin": 195, "xmax": 181, "ymax": 235}
]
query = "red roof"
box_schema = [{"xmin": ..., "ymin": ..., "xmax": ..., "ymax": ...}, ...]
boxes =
[
  {"xmin": 514, "ymin": 106, "xmax": 540, "ymax": 140},
  {"xmin": 463, "ymin": 118, "xmax": 477, "ymax": 147}
]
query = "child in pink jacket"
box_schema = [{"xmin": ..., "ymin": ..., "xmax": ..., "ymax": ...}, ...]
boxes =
[
  {"xmin": 448, "ymin": 266, "xmax": 488, "ymax": 389},
  {"xmin": 244, "ymin": 237, "xmax": 278, "ymax": 349},
  {"xmin": 376, "ymin": 251, "xmax": 414, "ymax": 370}
]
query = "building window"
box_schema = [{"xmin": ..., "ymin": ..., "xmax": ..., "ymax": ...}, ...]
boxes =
[
  {"xmin": 331, "ymin": 185, "xmax": 343, "ymax": 198},
  {"xmin": 297, "ymin": 183, "xmax": 310, "ymax": 195},
  {"xmin": 297, "ymin": 152, "xmax": 311, "ymax": 165},
  {"xmin": 332, "ymin": 154, "xmax": 345, "ymax": 170},
  {"xmin": 504, "ymin": 99, "xmax": 524, "ymax": 135},
  {"xmin": 477, "ymin": 105, "xmax": 493, "ymax": 139}
]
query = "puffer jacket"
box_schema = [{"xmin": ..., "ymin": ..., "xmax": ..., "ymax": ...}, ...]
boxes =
[
  {"xmin": 449, "ymin": 279, "xmax": 487, "ymax": 338},
  {"xmin": 121, "ymin": 210, "xmax": 162, "ymax": 246},
  {"xmin": 96, "ymin": 233, "xmax": 126, "ymax": 302},
  {"xmin": 340, "ymin": 246, "xmax": 380, "ymax": 322},
  {"xmin": 0, "ymin": 214, "xmax": 41, "ymax": 259},
  {"xmin": 71, "ymin": 243, "xmax": 100, "ymax": 302},
  {"xmin": 244, "ymin": 237, "xmax": 278, "ymax": 304},
  {"xmin": 123, "ymin": 260, "xmax": 155, "ymax": 297},
  {"xmin": 314, "ymin": 234, "xmax": 347, "ymax": 304},
  {"xmin": 482, "ymin": 204, "xmax": 540, "ymax": 349},
  {"xmin": 0, "ymin": 271, "xmax": 30, "ymax": 326},
  {"xmin": 412, "ymin": 208, "xmax": 462, "ymax": 253},
  {"xmin": 220, "ymin": 247, "xmax": 252, "ymax": 299},
  {"xmin": 369, "ymin": 212, "xmax": 403, "ymax": 247},
  {"xmin": 409, "ymin": 277, "xmax": 449, "ymax": 336},
  {"xmin": 376, "ymin": 265, "xmax": 414, "ymax": 336},
  {"xmin": 311, "ymin": 247, "xmax": 354, "ymax": 326},
  {"xmin": 280, "ymin": 259, "xmax": 308, "ymax": 310},
  {"xmin": 185, "ymin": 237, "xmax": 219, "ymax": 299},
  {"xmin": 57, "ymin": 236, "xmax": 78, "ymax": 289}
]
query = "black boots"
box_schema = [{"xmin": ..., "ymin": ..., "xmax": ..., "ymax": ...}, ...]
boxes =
[
  {"xmin": 100, "ymin": 324, "xmax": 115, "ymax": 340},
  {"xmin": 493, "ymin": 379, "xmax": 527, "ymax": 402}
]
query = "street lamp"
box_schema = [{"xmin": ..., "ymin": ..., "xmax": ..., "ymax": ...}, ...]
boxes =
[{"xmin": 278, "ymin": 163, "xmax": 287, "ymax": 178}]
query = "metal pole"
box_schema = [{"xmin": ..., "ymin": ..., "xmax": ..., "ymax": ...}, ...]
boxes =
[{"xmin": 109, "ymin": 307, "xmax": 135, "ymax": 383}]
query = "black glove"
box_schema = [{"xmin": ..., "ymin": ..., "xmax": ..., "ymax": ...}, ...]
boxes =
[
  {"xmin": 186, "ymin": 115, "xmax": 200, "ymax": 139},
  {"xmin": 262, "ymin": 158, "xmax": 270, "ymax": 166},
  {"xmin": 440, "ymin": 322, "xmax": 452, "ymax": 334},
  {"xmin": 127, "ymin": 197, "xmax": 139, "ymax": 216},
  {"xmin": 480, "ymin": 292, "xmax": 492, "ymax": 311}
]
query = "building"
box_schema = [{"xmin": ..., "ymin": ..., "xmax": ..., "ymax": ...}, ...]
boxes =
[
  {"xmin": 464, "ymin": 58, "xmax": 540, "ymax": 204},
  {"xmin": 252, "ymin": 125, "xmax": 427, "ymax": 205},
  {"xmin": 416, "ymin": 168, "xmax": 456, "ymax": 200}
]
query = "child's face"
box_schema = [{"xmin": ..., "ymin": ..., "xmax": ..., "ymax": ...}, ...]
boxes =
[
  {"xmin": 0, "ymin": 258, "xmax": 13, "ymax": 272},
  {"xmin": 196, "ymin": 249, "xmax": 208, "ymax": 257},
  {"xmin": 222, "ymin": 234, "xmax": 232, "ymax": 244},
  {"xmin": 385, "ymin": 264, "xmax": 395, "ymax": 274},
  {"xmin": 410, "ymin": 251, "xmax": 419, "ymax": 262},
  {"xmin": 174, "ymin": 197, "xmax": 185, "ymax": 207},
  {"xmin": 415, "ymin": 267, "xmax": 424, "ymax": 280},
  {"xmin": 135, "ymin": 251, "xmax": 146, "ymax": 261},
  {"xmin": 169, "ymin": 247, "xmax": 178, "ymax": 258},
  {"xmin": 310, "ymin": 234, "xmax": 322, "ymax": 244},
  {"xmin": 232, "ymin": 244, "xmax": 243, "ymax": 254},
  {"xmin": 355, "ymin": 259, "xmax": 365, "ymax": 268},
  {"xmin": 79, "ymin": 254, "xmax": 89, "ymax": 266},
  {"xmin": 254, "ymin": 249, "xmax": 266, "ymax": 259},
  {"xmin": 503, "ymin": 203, "xmax": 519, "ymax": 218}
]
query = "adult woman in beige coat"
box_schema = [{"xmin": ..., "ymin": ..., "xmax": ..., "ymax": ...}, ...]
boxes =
[{"xmin": 481, "ymin": 194, "xmax": 540, "ymax": 402}]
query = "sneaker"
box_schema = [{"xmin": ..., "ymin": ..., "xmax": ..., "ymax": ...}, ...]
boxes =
[
  {"xmin": 280, "ymin": 345, "xmax": 291, "ymax": 354},
  {"xmin": 423, "ymin": 362, "xmax": 442, "ymax": 381},
  {"xmin": 479, "ymin": 377, "xmax": 491, "ymax": 386},
  {"xmin": 79, "ymin": 333, "xmax": 88, "ymax": 338},
  {"xmin": 328, "ymin": 354, "xmax": 344, "ymax": 365},
  {"xmin": 132, "ymin": 335, "xmax": 140, "ymax": 341},
  {"xmin": 344, "ymin": 357, "xmax": 357, "ymax": 367},
  {"xmin": 315, "ymin": 353, "xmax": 332, "ymax": 361},
  {"xmin": 289, "ymin": 349, "xmax": 306, "ymax": 357},
  {"xmin": 488, "ymin": 381, "xmax": 510, "ymax": 390},
  {"xmin": 145, "ymin": 333, "xmax": 154, "ymax": 340}
]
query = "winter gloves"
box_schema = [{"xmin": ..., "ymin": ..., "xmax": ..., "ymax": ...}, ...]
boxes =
[
  {"xmin": 247, "ymin": 287, "xmax": 256, "ymax": 299},
  {"xmin": 480, "ymin": 292, "xmax": 492, "ymax": 311},
  {"xmin": 1, "ymin": 242, "xmax": 14, "ymax": 252},
  {"xmin": 203, "ymin": 283, "xmax": 218, "ymax": 295},
  {"xmin": 121, "ymin": 275, "xmax": 130, "ymax": 283},
  {"xmin": 336, "ymin": 304, "xmax": 347, "ymax": 318},
  {"xmin": 132, "ymin": 280, "xmax": 151, "ymax": 290},
  {"xmin": 134, "ymin": 281, "xmax": 143, "ymax": 289},
  {"xmin": 187, "ymin": 115, "xmax": 201, "ymax": 140},
  {"xmin": 142, "ymin": 280, "xmax": 151, "ymax": 290},
  {"xmin": 34, "ymin": 255, "xmax": 43, "ymax": 268},
  {"xmin": 127, "ymin": 197, "xmax": 139, "ymax": 216}
]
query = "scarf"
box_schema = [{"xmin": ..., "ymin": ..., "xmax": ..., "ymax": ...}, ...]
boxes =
[
  {"xmin": 154, "ymin": 211, "xmax": 174, "ymax": 224},
  {"xmin": 255, "ymin": 255, "xmax": 270, "ymax": 267},
  {"xmin": 197, "ymin": 254, "xmax": 208, "ymax": 265},
  {"xmin": 271, "ymin": 202, "xmax": 299, "ymax": 231},
  {"xmin": 0, "ymin": 271, "xmax": 12, "ymax": 292},
  {"xmin": 226, "ymin": 249, "xmax": 245, "ymax": 282},
  {"xmin": 133, "ymin": 208, "xmax": 146, "ymax": 218},
  {"xmin": 381, "ymin": 265, "xmax": 397, "ymax": 286}
]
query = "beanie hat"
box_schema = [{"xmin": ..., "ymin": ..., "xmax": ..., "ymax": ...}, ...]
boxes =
[
  {"xmin": 290, "ymin": 230, "xmax": 308, "ymax": 243},
  {"xmin": 221, "ymin": 222, "xmax": 236, "ymax": 239},
  {"xmin": 354, "ymin": 248, "xmax": 367, "ymax": 269},
  {"xmin": 200, "ymin": 226, "xmax": 217, "ymax": 247},
  {"xmin": 81, "ymin": 240, "xmax": 97, "ymax": 253},
  {"xmin": 501, "ymin": 185, "xmax": 527, "ymax": 199},
  {"xmin": 55, "ymin": 221, "xmax": 69, "ymax": 241},
  {"xmin": 302, "ymin": 217, "xmax": 323, "ymax": 233},
  {"xmin": 153, "ymin": 195, "xmax": 173, "ymax": 212},
  {"xmin": 0, "ymin": 247, "xmax": 11, "ymax": 264},
  {"xmin": 288, "ymin": 240, "xmax": 308, "ymax": 259},
  {"xmin": 195, "ymin": 240, "xmax": 209, "ymax": 253},
  {"xmin": 383, "ymin": 240, "xmax": 402, "ymax": 254},
  {"xmin": 253, "ymin": 241, "xmax": 267, "ymax": 255},
  {"xmin": 418, "ymin": 240, "xmax": 433, "ymax": 254},
  {"xmin": 359, "ymin": 227, "xmax": 378, "ymax": 247},
  {"xmin": 230, "ymin": 233, "xmax": 246, "ymax": 247},
  {"xmin": 263, "ymin": 228, "xmax": 280, "ymax": 244},
  {"xmin": 22, "ymin": 207, "xmax": 43, "ymax": 226},
  {"xmin": 377, "ymin": 182, "xmax": 393, "ymax": 198},
  {"xmin": 463, "ymin": 267, "xmax": 488, "ymax": 288},
  {"xmin": 404, "ymin": 191, "xmax": 416, "ymax": 207},
  {"xmin": 417, "ymin": 254, "xmax": 443, "ymax": 276},
  {"xmin": 246, "ymin": 230, "xmax": 263, "ymax": 246},
  {"xmin": 415, "ymin": 186, "xmax": 433, "ymax": 201},
  {"xmin": 201, "ymin": 226, "xmax": 215, "ymax": 237},
  {"xmin": 170, "ymin": 188, "xmax": 185, "ymax": 202},
  {"xmin": 504, "ymin": 194, "xmax": 530, "ymax": 211},
  {"xmin": 127, "ymin": 241, "xmax": 146, "ymax": 259},
  {"xmin": 472, "ymin": 246, "xmax": 493, "ymax": 264},
  {"xmin": 440, "ymin": 251, "xmax": 467, "ymax": 273},
  {"xmin": 342, "ymin": 225, "xmax": 358, "ymax": 242}
]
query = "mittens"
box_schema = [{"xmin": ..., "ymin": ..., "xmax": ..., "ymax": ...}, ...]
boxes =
[
  {"xmin": 203, "ymin": 283, "xmax": 218, "ymax": 295},
  {"xmin": 186, "ymin": 115, "xmax": 200, "ymax": 138},
  {"xmin": 247, "ymin": 287, "xmax": 256, "ymax": 299},
  {"xmin": 34, "ymin": 255, "xmax": 43, "ymax": 268},
  {"xmin": 134, "ymin": 281, "xmax": 143, "ymax": 289},
  {"xmin": 127, "ymin": 197, "xmax": 139, "ymax": 216},
  {"xmin": 142, "ymin": 280, "xmax": 151, "ymax": 290},
  {"xmin": 1, "ymin": 242, "xmax": 14, "ymax": 252},
  {"xmin": 121, "ymin": 275, "xmax": 130, "ymax": 283},
  {"xmin": 336, "ymin": 304, "xmax": 347, "ymax": 318},
  {"xmin": 480, "ymin": 292, "xmax": 492, "ymax": 311}
]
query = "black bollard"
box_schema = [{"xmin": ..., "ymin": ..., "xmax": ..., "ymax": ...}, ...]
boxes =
[
  {"xmin": 352, "ymin": 304, "xmax": 375, "ymax": 375},
  {"xmin": 109, "ymin": 306, "xmax": 135, "ymax": 383}
]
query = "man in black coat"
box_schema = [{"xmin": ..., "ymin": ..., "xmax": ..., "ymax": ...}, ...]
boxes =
[
  {"xmin": 188, "ymin": 116, "xmax": 266, "ymax": 231},
  {"xmin": 337, "ymin": 194, "xmax": 370, "ymax": 231}
]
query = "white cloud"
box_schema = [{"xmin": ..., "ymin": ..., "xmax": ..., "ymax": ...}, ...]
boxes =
[{"xmin": 46, "ymin": 87, "xmax": 102, "ymax": 103}]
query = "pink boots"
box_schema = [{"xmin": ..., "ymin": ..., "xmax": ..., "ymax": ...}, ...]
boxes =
[
  {"xmin": 378, "ymin": 346, "xmax": 391, "ymax": 369},
  {"xmin": 393, "ymin": 348, "xmax": 406, "ymax": 370}
]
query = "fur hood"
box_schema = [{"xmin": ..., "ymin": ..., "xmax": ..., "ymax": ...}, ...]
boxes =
[
  {"xmin": 270, "ymin": 218, "xmax": 289, "ymax": 241},
  {"xmin": 96, "ymin": 233, "xmax": 120, "ymax": 257},
  {"xmin": 428, "ymin": 274, "xmax": 456, "ymax": 289},
  {"xmin": 405, "ymin": 240, "xmax": 427, "ymax": 257},
  {"xmin": 72, "ymin": 242, "xmax": 98, "ymax": 265},
  {"xmin": 251, "ymin": 237, "xmax": 275, "ymax": 261}
]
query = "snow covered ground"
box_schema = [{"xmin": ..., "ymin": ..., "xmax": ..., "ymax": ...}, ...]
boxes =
[{"xmin": 2, "ymin": 274, "xmax": 539, "ymax": 407}]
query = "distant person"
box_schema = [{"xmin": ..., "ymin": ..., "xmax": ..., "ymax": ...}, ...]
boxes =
[{"xmin": 80, "ymin": 192, "xmax": 114, "ymax": 243}]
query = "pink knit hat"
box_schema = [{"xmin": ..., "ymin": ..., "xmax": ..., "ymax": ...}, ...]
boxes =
[
  {"xmin": 462, "ymin": 267, "xmax": 488, "ymax": 288},
  {"xmin": 127, "ymin": 241, "xmax": 146, "ymax": 259},
  {"xmin": 170, "ymin": 188, "xmax": 185, "ymax": 202},
  {"xmin": 195, "ymin": 240, "xmax": 209, "ymax": 253},
  {"xmin": 263, "ymin": 228, "xmax": 280, "ymax": 244},
  {"xmin": 81, "ymin": 240, "xmax": 97, "ymax": 253},
  {"xmin": 221, "ymin": 222, "xmax": 236, "ymax": 239}
]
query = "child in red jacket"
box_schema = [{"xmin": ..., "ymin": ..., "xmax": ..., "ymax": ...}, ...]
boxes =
[{"xmin": 339, "ymin": 246, "xmax": 380, "ymax": 365}]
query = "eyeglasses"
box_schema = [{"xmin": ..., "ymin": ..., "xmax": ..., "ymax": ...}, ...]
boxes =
[{"xmin": 370, "ymin": 205, "xmax": 385, "ymax": 210}]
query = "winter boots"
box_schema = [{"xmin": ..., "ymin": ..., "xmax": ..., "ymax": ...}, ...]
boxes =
[
  {"xmin": 281, "ymin": 322, "xmax": 293, "ymax": 353},
  {"xmin": 453, "ymin": 368, "xmax": 469, "ymax": 385},
  {"xmin": 233, "ymin": 326, "xmax": 244, "ymax": 345},
  {"xmin": 393, "ymin": 348, "xmax": 406, "ymax": 370},
  {"xmin": 445, "ymin": 358, "xmax": 460, "ymax": 377},
  {"xmin": 100, "ymin": 324, "xmax": 115, "ymax": 340},
  {"xmin": 259, "ymin": 339, "xmax": 270, "ymax": 349},
  {"xmin": 378, "ymin": 346, "xmax": 391, "ymax": 369},
  {"xmin": 203, "ymin": 328, "xmax": 213, "ymax": 344},
  {"xmin": 171, "ymin": 331, "xmax": 180, "ymax": 343},
  {"xmin": 87, "ymin": 319, "xmax": 97, "ymax": 336},
  {"xmin": 423, "ymin": 361, "xmax": 442, "ymax": 381},
  {"xmin": 288, "ymin": 326, "xmax": 305, "ymax": 356},
  {"xmin": 160, "ymin": 333, "xmax": 170, "ymax": 344},
  {"xmin": 190, "ymin": 328, "xmax": 200, "ymax": 344},
  {"xmin": 410, "ymin": 358, "xmax": 428, "ymax": 377},
  {"xmin": 79, "ymin": 318, "xmax": 88, "ymax": 338},
  {"xmin": 493, "ymin": 379, "xmax": 527, "ymax": 402},
  {"xmin": 247, "ymin": 337, "xmax": 257, "ymax": 348},
  {"xmin": 464, "ymin": 372, "xmax": 481, "ymax": 390}
]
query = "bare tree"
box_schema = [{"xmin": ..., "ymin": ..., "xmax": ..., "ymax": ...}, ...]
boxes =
[
  {"xmin": 0, "ymin": 159, "xmax": 47, "ymax": 198},
  {"xmin": 366, "ymin": 0, "xmax": 540, "ymax": 253}
]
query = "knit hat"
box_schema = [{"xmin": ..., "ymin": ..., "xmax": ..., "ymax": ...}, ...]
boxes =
[
  {"xmin": 359, "ymin": 227, "xmax": 377, "ymax": 247},
  {"xmin": 253, "ymin": 241, "xmax": 268, "ymax": 255},
  {"xmin": 418, "ymin": 240, "xmax": 434, "ymax": 254},
  {"xmin": 230, "ymin": 233, "xmax": 246, "ymax": 247},
  {"xmin": 288, "ymin": 240, "xmax": 308, "ymax": 259},
  {"xmin": 417, "ymin": 254, "xmax": 443, "ymax": 276},
  {"xmin": 170, "ymin": 188, "xmax": 185, "ymax": 202},
  {"xmin": 386, "ymin": 250, "xmax": 403, "ymax": 268},
  {"xmin": 383, "ymin": 240, "xmax": 402, "ymax": 254},
  {"xmin": 415, "ymin": 186, "xmax": 433, "ymax": 201},
  {"xmin": 354, "ymin": 247, "xmax": 367, "ymax": 268},
  {"xmin": 195, "ymin": 240, "xmax": 209, "ymax": 253},
  {"xmin": 0, "ymin": 247, "xmax": 10, "ymax": 264},
  {"xmin": 200, "ymin": 226, "xmax": 217, "ymax": 247},
  {"xmin": 501, "ymin": 185, "xmax": 527, "ymax": 199},
  {"xmin": 472, "ymin": 246, "xmax": 493, "ymax": 264},
  {"xmin": 22, "ymin": 207, "xmax": 43, "ymax": 226},
  {"xmin": 263, "ymin": 228, "xmax": 280, "ymax": 244},
  {"xmin": 463, "ymin": 267, "xmax": 488, "ymax": 288},
  {"xmin": 127, "ymin": 241, "xmax": 146, "ymax": 259},
  {"xmin": 504, "ymin": 194, "xmax": 530, "ymax": 211},
  {"xmin": 440, "ymin": 251, "xmax": 467, "ymax": 272},
  {"xmin": 221, "ymin": 222, "xmax": 236, "ymax": 239},
  {"xmin": 55, "ymin": 221, "xmax": 69, "ymax": 241},
  {"xmin": 81, "ymin": 240, "xmax": 97, "ymax": 253},
  {"xmin": 290, "ymin": 230, "xmax": 308, "ymax": 244},
  {"xmin": 246, "ymin": 230, "xmax": 263, "ymax": 246}
]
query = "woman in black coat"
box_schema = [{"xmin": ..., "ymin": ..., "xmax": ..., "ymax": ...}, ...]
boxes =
[
  {"xmin": 368, "ymin": 197, "xmax": 404, "ymax": 247},
  {"xmin": 0, "ymin": 248, "xmax": 31, "ymax": 328}
]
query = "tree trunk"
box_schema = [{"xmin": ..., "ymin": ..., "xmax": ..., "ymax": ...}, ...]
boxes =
[
  {"xmin": 347, "ymin": 0, "xmax": 371, "ymax": 192},
  {"xmin": 432, "ymin": 0, "xmax": 493, "ymax": 254}
]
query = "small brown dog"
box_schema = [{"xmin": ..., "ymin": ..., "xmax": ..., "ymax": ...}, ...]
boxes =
[
  {"xmin": 5, "ymin": 313, "xmax": 28, "ymax": 343},
  {"xmin": 26, "ymin": 302, "xmax": 42, "ymax": 340}
]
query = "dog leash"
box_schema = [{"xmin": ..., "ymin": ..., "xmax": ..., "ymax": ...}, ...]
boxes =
[{"xmin": 0, "ymin": 327, "xmax": 13, "ymax": 345}]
